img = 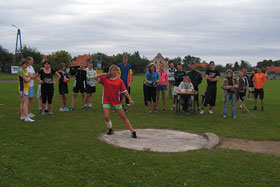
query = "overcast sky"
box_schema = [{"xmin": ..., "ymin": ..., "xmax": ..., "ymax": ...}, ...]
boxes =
[{"xmin": 1, "ymin": 0, "xmax": 279, "ymax": 65}]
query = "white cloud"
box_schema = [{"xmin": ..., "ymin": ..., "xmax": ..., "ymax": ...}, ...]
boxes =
[{"xmin": 0, "ymin": 0, "xmax": 280, "ymax": 65}]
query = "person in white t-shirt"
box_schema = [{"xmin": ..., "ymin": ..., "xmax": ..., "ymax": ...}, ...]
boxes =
[{"xmin": 26, "ymin": 57, "xmax": 36, "ymax": 118}]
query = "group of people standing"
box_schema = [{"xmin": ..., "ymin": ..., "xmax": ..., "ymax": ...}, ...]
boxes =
[
  {"xmin": 17, "ymin": 55, "xmax": 267, "ymax": 138},
  {"xmin": 143, "ymin": 60, "xmax": 267, "ymax": 118}
]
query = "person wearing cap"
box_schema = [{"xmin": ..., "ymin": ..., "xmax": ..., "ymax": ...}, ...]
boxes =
[
  {"xmin": 200, "ymin": 61, "xmax": 220, "ymax": 115},
  {"xmin": 178, "ymin": 76, "xmax": 194, "ymax": 113},
  {"xmin": 70, "ymin": 61, "xmax": 87, "ymax": 111},
  {"xmin": 252, "ymin": 66, "xmax": 267, "ymax": 111},
  {"xmin": 222, "ymin": 69, "xmax": 238, "ymax": 118}
]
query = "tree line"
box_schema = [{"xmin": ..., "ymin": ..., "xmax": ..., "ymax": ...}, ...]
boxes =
[{"xmin": 0, "ymin": 45, "xmax": 279, "ymax": 74}]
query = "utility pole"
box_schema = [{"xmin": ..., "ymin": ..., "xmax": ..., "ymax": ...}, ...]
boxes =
[{"xmin": 12, "ymin": 25, "xmax": 23, "ymax": 64}]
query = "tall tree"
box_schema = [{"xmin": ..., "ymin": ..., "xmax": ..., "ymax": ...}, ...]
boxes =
[
  {"xmin": 48, "ymin": 50, "xmax": 72, "ymax": 71},
  {"xmin": 0, "ymin": 45, "xmax": 13, "ymax": 73},
  {"xmin": 21, "ymin": 45, "xmax": 43, "ymax": 72}
]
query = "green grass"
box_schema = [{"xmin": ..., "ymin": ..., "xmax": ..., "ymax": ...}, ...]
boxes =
[
  {"xmin": 0, "ymin": 73, "xmax": 17, "ymax": 80},
  {"xmin": 1, "ymin": 74, "xmax": 280, "ymax": 186}
]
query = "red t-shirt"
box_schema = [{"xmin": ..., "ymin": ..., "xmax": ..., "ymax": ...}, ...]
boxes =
[{"xmin": 99, "ymin": 76, "xmax": 127, "ymax": 105}]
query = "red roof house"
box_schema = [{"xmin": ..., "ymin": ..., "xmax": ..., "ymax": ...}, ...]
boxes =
[{"xmin": 71, "ymin": 55, "xmax": 91, "ymax": 67}]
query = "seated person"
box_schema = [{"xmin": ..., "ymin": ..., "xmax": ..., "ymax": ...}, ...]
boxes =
[{"xmin": 178, "ymin": 76, "xmax": 194, "ymax": 113}]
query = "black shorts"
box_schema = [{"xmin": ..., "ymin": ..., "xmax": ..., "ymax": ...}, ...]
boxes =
[
  {"xmin": 145, "ymin": 86, "xmax": 156, "ymax": 102},
  {"xmin": 237, "ymin": 92, "xmax": 245, "ymax": 101},
  {"xmin": 73, "ymin": 81, "xmax": 86, "ymax": 93},
  {"xmin": 86, "ymin": 85, "xmax": 96, "ymax": 94},
  {"xmin": 254, "ymin": 88, "xmax": 264, "ymax": 99},
  {"xmin": 59, "ymin": 83, "xmax": 68, "ymax": 95}
]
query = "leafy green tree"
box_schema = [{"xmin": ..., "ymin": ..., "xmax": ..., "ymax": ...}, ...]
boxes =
[
  {"xmin": 182, "ymin": 55, "xmax": 201, "ymax": 70},
  {"xmin": 0, "ymin": 45, "xmax": 14, "ymax": 73},
  {"xmin": 48, "ymin": 50, "xmax": 72, "ymax": 71},
  {"xmin": 21, "ymin": 45, "xmax": 43, "ymax": 72},
  {"xmin": 233, "ymin": 61, "xmax": 240, "ymax": 71}
]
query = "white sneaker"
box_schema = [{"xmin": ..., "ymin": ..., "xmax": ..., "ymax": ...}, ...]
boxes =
[
  {"xmin": 126, "ymin": 104, "xmax": 130, "ymax": 106},
  {"xmin": 200, "ymin": 110, "xmax": 204, "ymax": 115},
  {"xmin": 233, "ymin": 116, "xmax": 237, "ymax": 119},
  {"xmin": 223, "ymin": 115, "xmax": 227, "ymax": 118},
  {"xmin": 28, "ymin": 113, "xmax": 36, "ymax": 118},
  {"xmin": 20, "ymin": 116, "xmax": 25, "ymax": 120},
  {"xmin": 25, "ymin": 117, "xmax": 35, "ymax": 122},
  {"xmin": 240, "ymin": 104, "xmax": 242, "ymax": 108},
  {"xmin": 209, "ymin": 110, "xmax": 213, "ymax": 114},
  {"xmin": 59, "ymin": 108, "xmax": 64, "ymax": 112}
]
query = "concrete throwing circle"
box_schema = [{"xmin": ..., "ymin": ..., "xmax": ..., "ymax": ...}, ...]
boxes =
[{"xmin": 100, "ymin": 129, "xmax": 219, "ymax": 152}]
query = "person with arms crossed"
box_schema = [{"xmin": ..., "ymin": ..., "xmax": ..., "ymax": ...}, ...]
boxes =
[
  {"xmin": 200, "ymin": 61, "xmax": 220, "ymax": 115},
  {"xmin": 186, "ymin": 63, "xmax": 202, "ymax": 112}
]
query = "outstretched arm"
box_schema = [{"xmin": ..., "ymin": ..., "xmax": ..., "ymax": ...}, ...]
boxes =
[{"xmin": 93, "ymin": 73, "xmax": 107, "ymax": 81}]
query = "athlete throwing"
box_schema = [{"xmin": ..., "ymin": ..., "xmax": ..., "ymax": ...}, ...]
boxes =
[{"xmin": 93, "ymin": 65, "xmax": 137, "ymax": 138}]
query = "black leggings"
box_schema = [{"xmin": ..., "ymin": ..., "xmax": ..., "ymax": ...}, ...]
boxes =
[
  {"xmin": 41, "ymin": 83, "xmax": 54, "ymax": 104},
  {"xmin": 145, "ymin": 86, "xmax": 156, "ymax": 102}
]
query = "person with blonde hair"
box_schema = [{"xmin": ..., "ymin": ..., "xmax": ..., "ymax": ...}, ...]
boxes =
[
  {"xmin": 93, "ymin": 65, "xmax": 137, "ymax": 138},
  {"xmin": 178, "ymin": 76, "xmax": 194, "ymax": 113}
]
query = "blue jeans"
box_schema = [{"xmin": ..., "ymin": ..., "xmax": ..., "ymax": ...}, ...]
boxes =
[
  {"xmin": 180, "ymin": 95, "xmax": 192, "ymax": 112},
  {"xmin": 223, "ymin": 92, "xmax": 236, "ymax": 117}
]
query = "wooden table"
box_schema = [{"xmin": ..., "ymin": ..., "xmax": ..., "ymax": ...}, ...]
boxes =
[{"xmin": 176, "ymin": 91, "xmax": 198, "ymax": 115}]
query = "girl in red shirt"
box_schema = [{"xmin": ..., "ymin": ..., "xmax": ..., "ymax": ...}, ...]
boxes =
[{"xmin": 94, "ymin": 65, "xmax": 137, "ymax": 138}]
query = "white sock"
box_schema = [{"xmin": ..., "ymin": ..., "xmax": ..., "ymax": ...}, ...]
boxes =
[{"xmin": 105, "ymin": 120, "xmax": 112, "ymax": 129}]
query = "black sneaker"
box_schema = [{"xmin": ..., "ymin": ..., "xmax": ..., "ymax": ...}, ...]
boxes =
[
  {"xmin": 107, "ymin": 129, "xmax": 114, "ymax": 135},
  {"xmin": 131, "ymin": 131, "xmax": 137, "ymax": 138},
  {"xmin": 253, "ymin": 106, "xmax": 257, "ymax": 110},
  {"xmin": 70, "ymin": 107, "xmax": 74, "ymax": 111},
  {"xmin": 45, "ymin": 109, "xmax": 49, "ymax": 113},
  {"xmin": 82, "ymin": 106, "xmax": 87, "ymax": 110},
  {"xmin": 261, "ymin": 106, "xmax": 264, "ymax": 111}
]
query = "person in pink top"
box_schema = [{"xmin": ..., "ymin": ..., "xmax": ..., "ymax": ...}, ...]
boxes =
[
  {"xmin": 156, "ymin": 63, "xmax": 169, "ymax": 112},
  {"xmin": 93, "ymin": 65, "xmax": 137, "ymax": 138}
]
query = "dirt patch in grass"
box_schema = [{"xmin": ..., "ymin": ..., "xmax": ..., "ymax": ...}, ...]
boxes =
[{"xmin": 219, "ymin": 138, "xmax": 280, "ymax": 156}]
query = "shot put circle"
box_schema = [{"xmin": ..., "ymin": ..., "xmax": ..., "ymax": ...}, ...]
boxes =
[{"xmin": 100, "ymin": 129, "xmax": 219, "ymax": 152}]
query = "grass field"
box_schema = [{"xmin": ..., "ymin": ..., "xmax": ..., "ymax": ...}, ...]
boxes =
[{"xmin": 1, "ymin": 73, "xmax": 280, "ymax": 186}]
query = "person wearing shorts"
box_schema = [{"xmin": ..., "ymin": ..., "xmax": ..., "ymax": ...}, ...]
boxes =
[
  {"xmin": 156, "ymin": 63, "xmax": 169, "ymax": 112},
  {"xmin": 26, "ymin": 56, "xmax": 36, "ymax": 118},
  {"xmin": 93, "ymin": 64, "xmax": 137, "ymax": 138},
  {"xmin": 70, "ymin": 62, "xmax": 87, "ymax": 111},
  {"xmin": 253, "ymin": 66, "xmax": 267, "ymax": 111},
  {"xmin": 171, "ymin": 63, "xmax": 187, "ymax": 110},
  {"xmin": 145, "ymin": 64, "xmax": 160, "ymax": 114},
  {"xmin": 58, "ymin": 63, "xmax": 70, "ymax": 112},
  {"xmin": 18, "ymin": 59, "xmax": 33, "ymax": 122},
  {"xmin": 85, "ymin": 61, "xmax": 97, "ymax": 109}
]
